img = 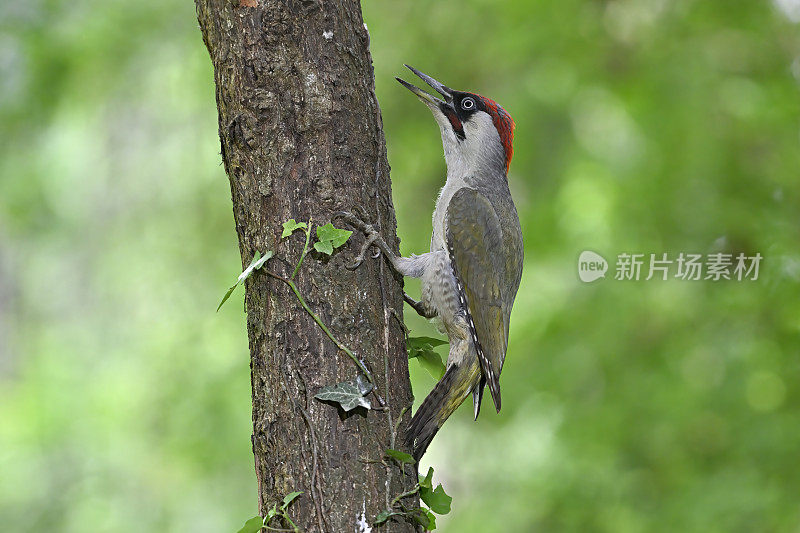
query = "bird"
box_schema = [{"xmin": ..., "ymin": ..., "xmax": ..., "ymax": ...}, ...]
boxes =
[{"xmin": 338, "ymin": 65, "xmax": 523, "ymax": 461}]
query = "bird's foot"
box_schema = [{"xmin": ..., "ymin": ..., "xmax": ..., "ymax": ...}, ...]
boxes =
[
  {"xmin": 334, "ymin": 211, "xmax": 393, "ymax": 270},
  {"xmin": 347, "ymin": 232, "xmax": 382, "ymax": 270},
  {"xmin": 404, "ymin": 293, "xmax": 437, "ymax": 319}
]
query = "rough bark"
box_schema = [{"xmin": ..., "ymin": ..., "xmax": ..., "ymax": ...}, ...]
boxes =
[{"xmin": 196, "ymin": 1, "xmax": 417, "ymax": 531}]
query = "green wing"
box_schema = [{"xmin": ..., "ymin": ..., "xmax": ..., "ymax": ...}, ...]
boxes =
[{"xmin": 446, "ymin": 187, "xmax": 508, "ymax": 412}]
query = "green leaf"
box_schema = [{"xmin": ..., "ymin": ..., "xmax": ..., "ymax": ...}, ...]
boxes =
[
  {"xmin": 316, "ymin": 222, "xmax": 352, "ymax": 249},
  {"xmin": 281, "ymin": 491, "xmax": 303, "ymax": 509},
  {"xmin": 282, "ymin": 219, "xmax": 307, "ymax": 238},
  {"xmin": 407, "ymin": 337, "xmax": 449, "ymax": 350},
  {"xmin": 217, "ymin": 251, "xmax": 274, "ymax": 312},
  {"xmin": 217, "ymin": 284, "xmax": 238, "ymax": 312},
  {"xmin": 313, "ymin": 240, "xmax": 334, "ymax": 255},
  {"xmin": 411, "ymin": 508, "xmax": 437, "ymax": 530},
  {"xmin": 419, "ymin": 467, "xmax": 434, "ymax": 490},
  {"xmin": 417, "ymin": 467, "xmax": 451, "ymax": 515},
  {"xmin": 236, "ymin": 516, "xmax": 264, "ymax": 533},
  {"xmin": 421, "ymin": 484, "xmax": 452, "ymax": 515},
  {"xmin": 314, "ymin": 380, "xmax": 371, "ymax": 411},
  {"xmin": 237, "ymin": 250, "xmax": 273, "ymax": 283},
  {"xmin": 407, "ymin": 337, "xmax": 448, "ymax": 380},
  {"xmin": 425, "ymin": 509, "xmax": 437, "ymax": 530},
  {"xmin": 312, "ymin": 222, "xmax": 352, "ymax": 255},
  {"xmin": 356, "ymin": 373, "xmax": 374, "ymax": 396},
  {"xmin": 385, "ymin": 448, "xmax": 415, "ymax": 465},
  {"xmin": 264, "ymin": 504, "xmax": 277, "ymax": 521},
  {"xmin": 374, "ymin": 510, "xmax": 395, "ymax": 525}
]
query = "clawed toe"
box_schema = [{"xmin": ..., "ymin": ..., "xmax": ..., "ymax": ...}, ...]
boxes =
[
  {"xmin": 347, "ymin": 232, "xmax": 381, "ymax": 270},
  {"xmin": 333, "ymin": 210, "xmax": 373, "ymax": 233},
  {"xmin": 336, "ymin": 211, "xmax": 383, "ymax": 269},
  {"xmin": 334, "ymin": 210, "xmax": 394, "ymax": 271},
  {"xmin": 346, "ymin": 252, "xmax": 364, "ymax": 270}
]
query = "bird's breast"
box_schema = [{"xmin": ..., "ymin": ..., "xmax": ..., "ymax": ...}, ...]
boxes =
[{"xmin": 431, "ymin": 177, "xmax": 469, "ymax": 252}]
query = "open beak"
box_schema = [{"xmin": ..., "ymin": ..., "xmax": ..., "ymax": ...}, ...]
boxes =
[{"xmin": 395, "ymin": 64, "xmax": 453, "ymax": 107}]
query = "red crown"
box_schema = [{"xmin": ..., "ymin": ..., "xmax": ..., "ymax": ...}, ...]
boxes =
[{"xmin": 478, "ymin": 97, "xmax": 515, "ymax": 174}]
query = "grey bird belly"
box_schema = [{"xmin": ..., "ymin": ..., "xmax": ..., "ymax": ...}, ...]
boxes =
[
  {"xmin": 419, "ymin": 251, "xmax": 460, "ymax": 326},
  {"xmin": 415, "ymin": 250, "xmax": 472, "ymax": 366}
]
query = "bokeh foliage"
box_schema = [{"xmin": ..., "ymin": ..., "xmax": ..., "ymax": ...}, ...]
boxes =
[{"xmin": 1, "ymin": 0, "xmax": 799, "ymax": 531}]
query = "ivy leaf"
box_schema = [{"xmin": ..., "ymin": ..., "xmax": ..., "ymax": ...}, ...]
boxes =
[
  {"xmin": 313, "ymin": 239, "xmax": 334, "ymax": 255},
  {"xmin": 355, "ymin": 373, "xmax": 374, "ymax": 396},
  {"xmin": 417, "ymin": 467, "xmax": 451, "ymax": 515},
  {"xmin": 314, "ymin": 380, "xmax": 371, "ymax": 411},
  {"xmin": 264, "ymin": 504, "xmax": 277, "ymax": 521},
  {"xmin": 218, "ymin": 251, "xmax": 274, "ymax": 312},
  {"xmin": 217, "ymin": 285, "xmax": 238, "ymax": 313},
  {"xmin": 411, "ymin": 508, "xmax": 437, "ymax": 530},
  {"xmin": 236, "ymin": 516, "xmax": 264, "ymax": 533},
  {"xmin": 238, "ymin": 251, "xmax": 272, "ymax": 283},
  {"xmin": 317, "ymin": 222, "xmax": 353, "ymax": 248},
  {"xmin": 385, "ymin": 448, "xmax": 415, "ymax": 465},
  {"xmin": 419, "ymin": 467, "xmax": 434, "ymax": 490},
  {"xmin": 421, "ymin": 484, "xmax": 452, "ymax": 515},
  {"xmin": 374, "ymin": 510, "xmax": 395, "ymax": 526},
  {"xmin": 424, "ymin": 509, "xmax": 437, "ymax": 530},
  {"xmin": 281, "ymin": 219, "xmax": 307, "ymax": 238},
  {"xmin": 407, "ymin": 337, "xmax": 448, "ymax": 380},
  {"xmin": 281, "ymin": 491, "xmax": 303, "ymax": 509},
  {"xmin": 313, "ymin": 222, "xmax": 352, "ymax": 255},
  {"xmin": 407, "ymin": 337, "xmax": 448, "ymax": 350}
]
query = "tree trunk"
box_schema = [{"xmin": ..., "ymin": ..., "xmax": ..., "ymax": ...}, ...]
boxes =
[{"xmin": 196, "ymin": 1, "xmax": 418, "ymax": 531}]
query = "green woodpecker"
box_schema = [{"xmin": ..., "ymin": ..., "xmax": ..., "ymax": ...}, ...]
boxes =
[{"xmin": 340, "ymin": 65, "xmax": 523, "ymax": 461}]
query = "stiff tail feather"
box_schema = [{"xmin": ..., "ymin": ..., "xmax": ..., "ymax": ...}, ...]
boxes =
[
  {"xmin": 405, "ymin": 362, "xmax": 479, "ymax": 461},
  {"xmin": 472, "ymin": 375, "xmax": 486, "ymax": 421}
]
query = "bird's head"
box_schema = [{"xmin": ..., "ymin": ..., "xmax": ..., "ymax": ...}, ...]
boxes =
[{"xmin": 397, "ymin": 65, "xmax": 515, "ymax": 177}]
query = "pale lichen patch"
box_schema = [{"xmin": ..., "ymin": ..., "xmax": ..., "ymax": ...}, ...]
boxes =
[{"xmin": 356, "ymin": 500, "xmax": 372, "ymax": 533}]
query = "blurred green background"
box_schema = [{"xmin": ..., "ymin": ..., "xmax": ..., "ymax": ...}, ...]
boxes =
[{"xmin": 2, "ymin": 0, "xmax": 799, "ymax": 531}]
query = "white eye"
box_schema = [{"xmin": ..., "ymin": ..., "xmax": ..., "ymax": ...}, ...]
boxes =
[{"xmin": 461, "ymin": 98, "xmax": 475, "ymax": 110}]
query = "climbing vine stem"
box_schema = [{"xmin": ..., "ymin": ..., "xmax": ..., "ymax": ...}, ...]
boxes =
[
  {"xmin": 262, "ymin": 267, "xmax": 374, "ymax": 384},
  {"xmin": 290, "ymin": 217, "xmax": 312, "ymax": 281}
]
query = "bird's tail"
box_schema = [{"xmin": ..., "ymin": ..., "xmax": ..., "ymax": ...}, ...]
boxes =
[{"xmin": 405, "ymin": 360, "xmax": 481, "ymax": 461}]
